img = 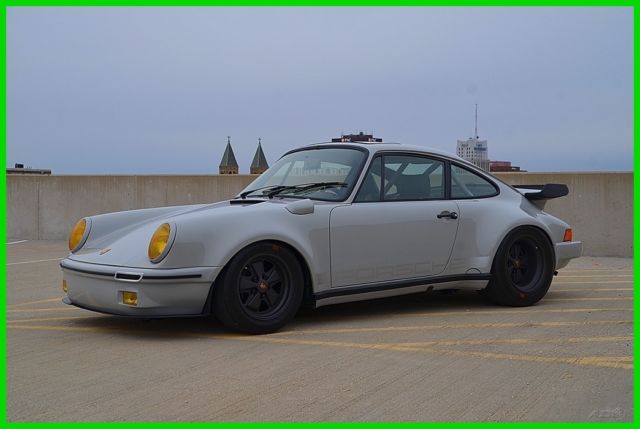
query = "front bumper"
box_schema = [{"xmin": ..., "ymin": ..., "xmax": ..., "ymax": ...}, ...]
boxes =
[
  {"xmin": 555, "ymin": 241, "xmax": 583, "ymax": 269},
  {"xmin": 60, "ymin": 259, "xmax": 222, "ymax": 317}
]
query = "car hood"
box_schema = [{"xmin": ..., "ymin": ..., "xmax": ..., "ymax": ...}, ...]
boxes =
[{"xmin": 66, "ymin": 198, "xmax": 314, "ymax": 269}]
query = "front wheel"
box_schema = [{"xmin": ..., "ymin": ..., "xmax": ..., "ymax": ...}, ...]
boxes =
[
  {"xmin": 483, "ymin": 227, "xmax": 554, "ymax": 306},
  {"xmin": 213, "ymin": 243, "xmax": 304, "ymax": 334}
]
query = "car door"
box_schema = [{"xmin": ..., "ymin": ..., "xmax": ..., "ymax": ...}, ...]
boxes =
[{"xmin": 329, "ymin": 154, "xmax": 460, "ymax": 288}]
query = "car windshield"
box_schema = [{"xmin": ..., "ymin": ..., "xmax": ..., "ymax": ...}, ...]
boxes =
[{"xmin": 239, "ymin": 147, "xmax": 367, "ymax": 201}]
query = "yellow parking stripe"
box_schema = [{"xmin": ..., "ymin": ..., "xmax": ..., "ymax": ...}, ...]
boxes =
[
  {"xmin": 410, "ymin": 307, "xmax": 632, "ymax": 318},
  {"xmin": 217, "ymin": 336, "xmax": 634, "ymax": 370},
  {"xmin": 7, "ymin": 257, "xmax": 64, "ymax": 266},
  {"xmin": 394, "ymin": 335, "xmax": 633, "ymax": 347},
  {"xmin": 6, "ymin": 307, "xmax": 632, "ymax": 324},
  {"xmin": 556, "ymin": 275, "xmax": 633, "ymax": 278},
  {"xmin": 546, "ymin": 297, "xmax": 632, "ymax": 302},
  {"xmin": 559, "ymin": 269, "xmax": 632, "ymax": 273},
  {"xmin": 552, "ymin": 281, "xmax": 633, "ymax": 284},
  {"xmin": 552, "ymin": 288, "xmax": 632, "ymax": 292},
  {"xmin": 426, "ymin": 347, "xmax": 633, "ymax": 370},
  {"xmin": 7, "ymin": 298, "xmax": 63, "ymax": 308},
  {"xmin": 6, "ymin": 316, "xmax": 94, "ymax": 323},
  {"xmin": 7, "ymin": 307, "xmax": 77, "ymax": 313},
  {"xmin": 6, "ymin": 324, "xmax": 632, "ymax": 370},
  {"xmin": 273, "ymin": 320, "xmax": 631, "ymax": 336}
]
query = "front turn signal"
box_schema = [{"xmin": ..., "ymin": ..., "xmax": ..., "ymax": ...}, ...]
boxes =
[{"xmin": 563, "ymin": 228, "xmax": 573, "ymax": 242}]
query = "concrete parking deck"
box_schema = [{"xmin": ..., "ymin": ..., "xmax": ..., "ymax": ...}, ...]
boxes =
[{"xmin": 7, "ymin": 240, "xmax": 634, "ymax": 421}]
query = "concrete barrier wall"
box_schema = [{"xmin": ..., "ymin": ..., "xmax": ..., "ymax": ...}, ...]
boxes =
[
  {"xmin": 7, "ymin": 172, "xmax": 632, "ymax": 257},
  {"xmin": 495, "ymin": 172, "xmax": 632, "ymax": 258}
]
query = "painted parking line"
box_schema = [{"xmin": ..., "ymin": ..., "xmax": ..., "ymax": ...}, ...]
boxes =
[
  {"xmin": 5, "ymin": 307, "xmax": 633, "ymax": 325},
  {"xmin": 224, "ymin": 336, "xmax": 634, "ymax": 370},
  {"xmin": 426, "ymin": 347, "xmax": 632, "ymax": 370},
  {"xmin": 7, "ymin": 307, "xmax": 77, "ymax": 313},
  {"xmin": 272, "ymin": 320, "xmax": 632, "ymax": 336},
  {"xmin": 5, "ymin": 323, "xmax": 632, "ymax": 370},
  {"xmin": 7, "ymin": 240, "xmax": 28, "ymax": 245},
  {"xmin": 7, "ymin": 298, "xmax": 63, "ymax": 308},
  {"xmin": 7, "ymin": 257, "xmax": 64, "ymax": 266},
  {"xmin": 556, "ymin": 274, "xmax": 633, "ymax": 278},
  {"xmin": 6, "ymin": 316, "xmax": 93, "ymax": 323},
  {"xmin": 410, "ymin": 307, "xmax": 633, "ymax": 318},
  {"xmin": 394, "ymin": 335, "xmax": 633, "ymax": 347},
  {"xmin": 552, "ymin": 288, "xmax": 632, "ymax": 292},
  {"xmin": 546, "ymin": 297, "xmax": 633, "ymax": 302},
  {"xmin": 551, "ymin": 280, "xmax": 633, "ymax": 284},
  {"xmin": 559, "ymin": 267, "xmax": 633, "ymax": 273}
]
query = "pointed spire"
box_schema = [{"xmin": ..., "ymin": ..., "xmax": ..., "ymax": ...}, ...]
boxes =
[
  {"xmin": 250, "ymin": 137, "xmax": 269, "ymax": 174},
  {"xmin": 219, "ymin": 136, "xmax": 239, "ymax": 174}
]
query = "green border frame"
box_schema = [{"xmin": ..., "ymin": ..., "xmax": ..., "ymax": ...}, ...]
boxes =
[{"xmin": 1, "ymin": 2, "xmax": 636, "ymax": 426}]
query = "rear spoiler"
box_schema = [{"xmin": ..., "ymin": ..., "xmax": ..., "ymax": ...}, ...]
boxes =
[
  {"xmin": 513, "ymin": 184, "xmax": 568, "ymax": 209},
  {"xmin": 514, "ymin": 184, "xmax": 569, "ymax": 200}
]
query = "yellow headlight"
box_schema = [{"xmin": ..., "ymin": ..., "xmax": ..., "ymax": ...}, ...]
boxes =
[
  {"xmin": 68, "ymin": 218, "xmax": 88, "ymax": 252},
  {"xmin": 148, "ymin": 223, "xmax": 172, "ymax": 262}
]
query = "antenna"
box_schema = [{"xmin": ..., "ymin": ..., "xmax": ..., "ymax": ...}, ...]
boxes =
[{"xmin": 474, "ymin": 104, "xmax": 478, "ymax": 139}]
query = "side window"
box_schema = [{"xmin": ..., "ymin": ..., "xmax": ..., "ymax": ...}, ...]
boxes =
[
  {"xmin": 354, "ymin": 157, "xmax": 382, "ymax": 202},
  {"xmin": 382, "ymin": 155, "xmax": 444, "ymax": 201},
  {"xmin": 450, "ymin": 165, "xmax": 498, "ymax": 198}
]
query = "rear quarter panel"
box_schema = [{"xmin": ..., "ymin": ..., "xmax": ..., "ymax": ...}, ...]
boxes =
[{"xmin": 444, "ymin": 183, "xmax": 569, "ymax": 275}]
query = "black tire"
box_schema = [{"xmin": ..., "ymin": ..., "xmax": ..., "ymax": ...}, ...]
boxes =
[
  {"xmin": 213, "ymin": 242, "xmax": 304, "ymax": 334},
  {"xmin": 483, "ymin": 226, "xmax": 555, "ymax": 307}
]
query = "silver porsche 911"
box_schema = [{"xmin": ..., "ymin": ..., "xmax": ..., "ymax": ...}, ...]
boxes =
[{"xmin": 60, "ymin": 142, "xmax": 582, "ymax": 333}]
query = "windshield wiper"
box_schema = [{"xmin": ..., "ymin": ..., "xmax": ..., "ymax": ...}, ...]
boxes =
[
  {"xmin": 238, "ymin": 185, "xmax": 288, "ymax": 199},
  {"xmin": 265, "ymin": 182, "xmax": 348, "ymax": 198}
]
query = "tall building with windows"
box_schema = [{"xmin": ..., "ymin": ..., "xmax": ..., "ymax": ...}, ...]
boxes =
[{"xmin": 456, "ymin": 104, "xmax": 490, "ymax": 171}]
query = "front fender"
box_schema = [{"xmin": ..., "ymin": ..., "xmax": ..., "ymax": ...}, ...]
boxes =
[{"xmin": 164, "ymin": 202, "xmax": 334, "ymax": 292}]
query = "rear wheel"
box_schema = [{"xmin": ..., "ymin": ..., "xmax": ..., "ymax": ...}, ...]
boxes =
[
  {"xmin": 484, "ymin": 227, "xmax": 554, "ymax": 306},
  {"xmin": 213, "ymin": 243, "xmax": 304, "ymax": 334}
]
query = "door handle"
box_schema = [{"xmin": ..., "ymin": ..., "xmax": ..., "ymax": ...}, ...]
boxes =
[{"xmin": 437, "ymin": 211, "xmax": 458, "ymax": 220}]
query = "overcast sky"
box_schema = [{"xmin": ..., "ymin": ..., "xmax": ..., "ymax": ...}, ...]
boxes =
[{"xmin": 7, "ymin": 7, "xmax": 633, "ymax": 173}]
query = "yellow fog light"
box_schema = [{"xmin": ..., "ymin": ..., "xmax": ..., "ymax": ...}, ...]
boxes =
[
  {"xmin": 122, "ymin": 291, "xmax": 138, "ymax": 306},
  {"xmin": 148, "ymin": 223, "xmax": 173, "ymax": 263},
  {"xmin": 62, "ymin": 279, "xmax": 68, "ymax": 293},
  {"xmin": 68, "ymin": 218, "xmax": 90, "ymax": 252}
]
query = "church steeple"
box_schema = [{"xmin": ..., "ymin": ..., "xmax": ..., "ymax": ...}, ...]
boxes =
[
  {"xmin": 219, "ymin": 136, "xmax": 239, "ymax": 174},
  {"xmin": 250, "ymin": 137, "xmax": 269, "ymax": 174}
]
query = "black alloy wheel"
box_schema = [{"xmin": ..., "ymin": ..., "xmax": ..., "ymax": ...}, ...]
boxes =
[
  {"xmin": 238, "ymin": 257, "xmax": 290, "ymax": 319},
  {"xmin": 484, "ymin": 226, "xmax": 554, "ymax": 307},
  {"xmin": 505, "ymin": 239, "xmax": 544, "ymax": 292},
  {"xmin": 213, "ymin": 242, "xmax": 304, "ymax": 334}
]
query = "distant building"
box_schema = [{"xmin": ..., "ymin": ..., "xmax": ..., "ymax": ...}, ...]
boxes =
[
  {"xmin": 331, "ymin": 132, "xmax": 383, "ymax": 143},
  {"xmin": 457, "ymin": 138, "xmax": 489, "ymax": 171},
  {"xmin": 7, "ymin": 163, "xmax": 51, "ymax": 175},
  {"xmin": 490, "ymin": 160, "xmax": 524, "ymax": 172},
  {"xmin": 456, "ymin": 104, "xmax": 489, "ymax": 171},
  {"xmin": 250, "ymin": 138, "xmax": 269, "ymax": 174},
  {"xmin": 219, "ymin": 137, "xmax": 239, "ymax": 174}
]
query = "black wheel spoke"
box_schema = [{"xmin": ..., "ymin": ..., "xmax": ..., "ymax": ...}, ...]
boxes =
[
  {"xmin": 265, "ymin": 268, "xmax": 280, "ymax": 284},
  {"xmin": 245, "ymin": 292, "xmax": 262, "ymax": 311},
  {"xmin": 239, "ymin": 275, "xmax": 257, "ymax": 291},
  {"xmin": 510, "ymin": 268, "xmax": 517, "ymax": 283},
  {"xmin": 251, "ymin": 261, "xmax": 265, "ymax": 279},
  {"xmin": 237, "ymin": 256, "xmax": 289, "ymax": 317},
  {"xmin": 265, "ymin": 288, "xmax": 280, "ymax": 306}
]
